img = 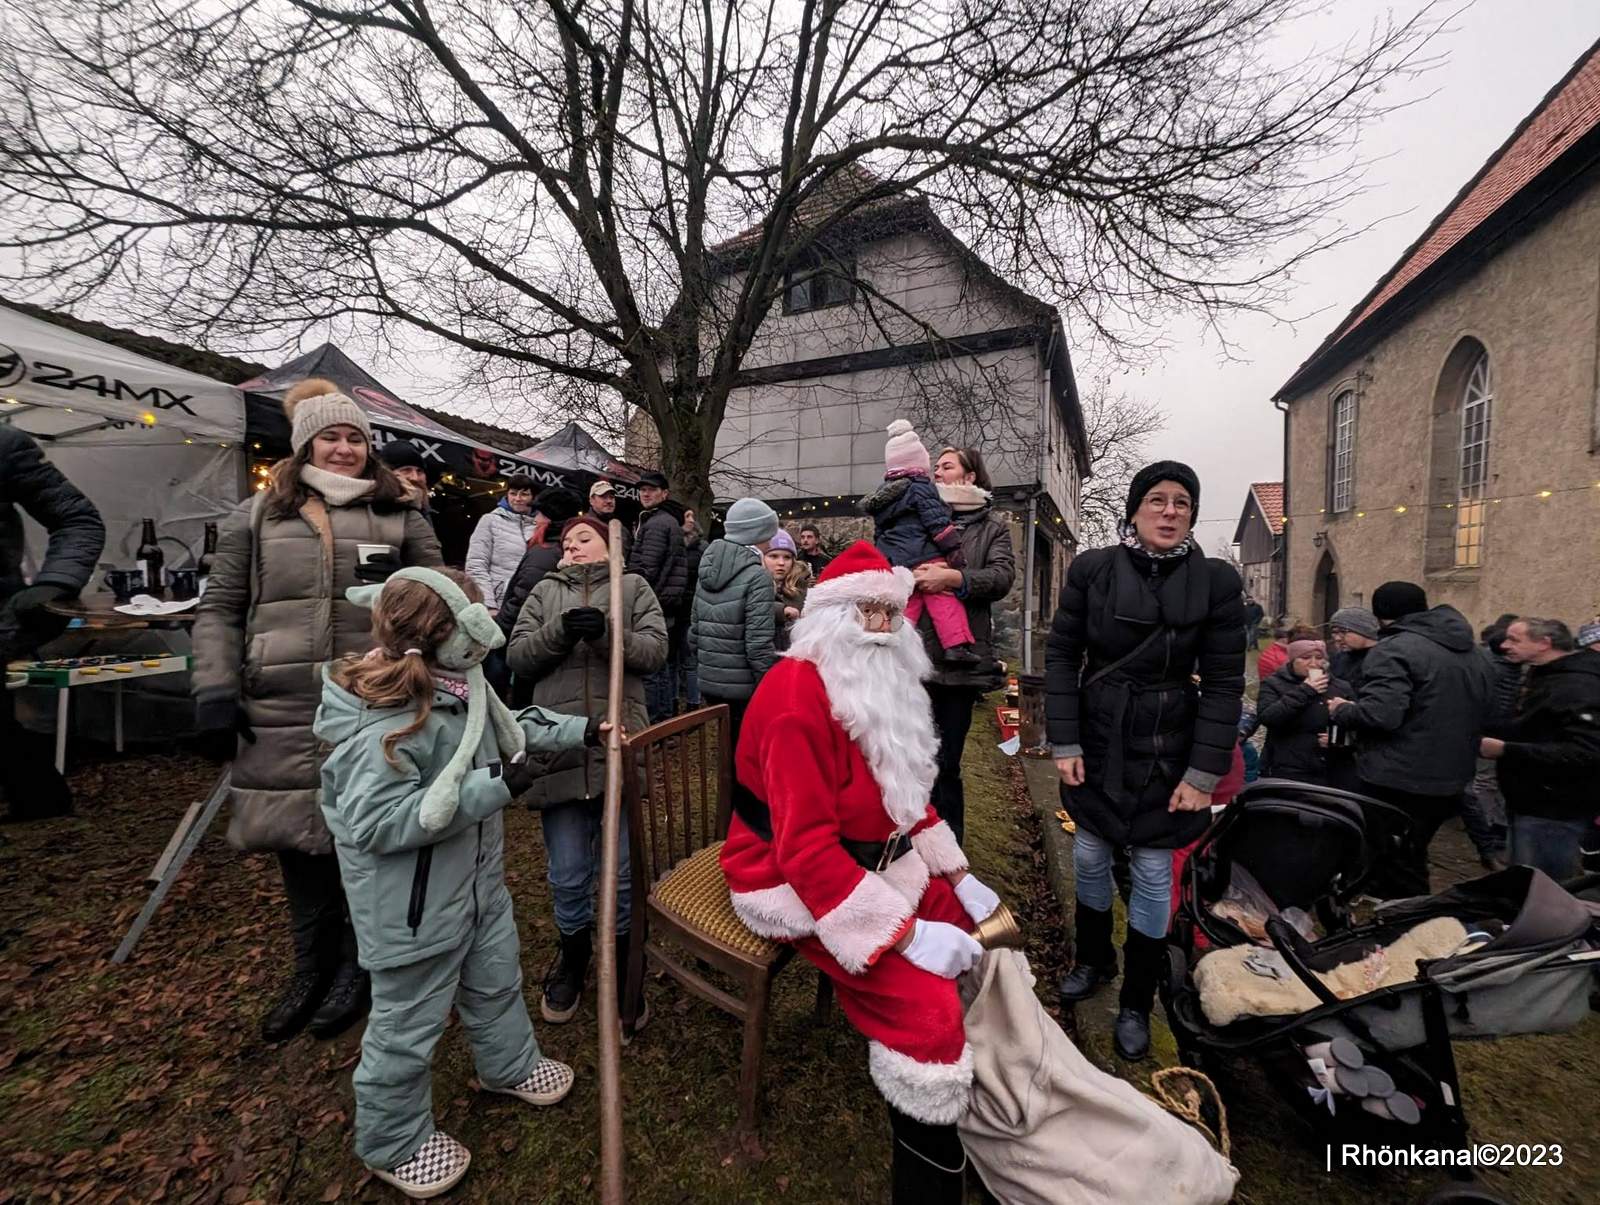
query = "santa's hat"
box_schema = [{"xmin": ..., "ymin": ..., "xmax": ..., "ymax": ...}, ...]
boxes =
[{"xmin": 805, "ymin": 540, "xmax": 914, "ymax": 611}]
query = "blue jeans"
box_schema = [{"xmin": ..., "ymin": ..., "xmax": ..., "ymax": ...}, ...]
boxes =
[
  {"xmin": 1073, "ymin": 827, "xmax": 1173, "ymax": 939},
  {"xmin": 1508, "ymin": 813, "xmax": 1589, "ymax": 883},
  {"xmin": 541, "ymin": 799, "xmax": 632, "ymax": 935}
]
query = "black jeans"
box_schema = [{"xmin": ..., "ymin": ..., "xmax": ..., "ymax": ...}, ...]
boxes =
[
  {"xmin": 1359, "ymin": 781, "xmax": 1460, "ymax": 898},
  {"xmin": 277, "ymin": 850, "xmax": 357, "ymax": 973},
  {"xmin": 926, "ymin": 684, "xmax": 980, "ymax": 845},
  {"xmin": 0, "ymin": 686, "xmax": 72, "ymax": 819}
]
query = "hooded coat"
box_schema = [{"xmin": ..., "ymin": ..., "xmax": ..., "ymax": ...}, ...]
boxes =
[
  {"xmin": 313, "ymin": 674, "xmax": 589, "ymax": 970},
  {"xmin": 859, "ymin": 473, "xmax": 961, "ymax": 569},
  {"xmin": 1335, "ymin": 606, "xmax": 1493, "ymax": 798},
  {"xmin": 505, "ymin": 561, "xmax": 669, "ymax": 806},
  {"xmin": 1257, "ymin": 663, "xmax": 1354, "ymax": 784},
  {"xmin": 686, "ymin": 538, "xmax": 777, "ymax": 701},
  {"xmin": 1488, "ymin": 652, "xmax": 1600, "ymax": 822},
  {"xmin": 465, "ymin": 498, "xmax": 538, "ymax": 610},
  {"xmin": 918, "ymin": 484, "xmax": 1015, "ymax": 691},
  {"xmin": 191, "ymin": 488, "xmax": 443, "ymax": 854},
  {"xmin": 628, "ymin": 499, "xmax": 688, "ymax": 613},
  {"xmin": 0, "ymin": 427, "xmax": 104, "ymax": 659},
  {"xmin": 1044, "ymin": 543, "xmax": 1246, "ymax": 848}
]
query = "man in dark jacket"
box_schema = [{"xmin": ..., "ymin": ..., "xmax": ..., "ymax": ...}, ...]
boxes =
[
  {"xmin": 587, "ymin": 479, "xmax": 632, "ymax": 560},
  {"xmin": 797, "ymin": 523, "xmax": 831, "ymax": 577},
  {"xmin": 1046, "ymin": 460, "xmax": 1244, "ymax": 1060},
  {"xmin": 1326, "ymin": 582, "xmax": 1492, "ymax": 896},
  {"xmin": 680, "ymin": 509, "xmax": 707, "ymax": 708},
  {"xmin": 376, "ymin": 439, "xmax": 436, "ymax": 529},
  {"xmin": 1328, "ymin": 606, "xmax": 1380, "ymax": 694},
  {"xmin": 1481, "ymin": 618, "xmax": 1600, "ymax": 881},
  {"xmin": 2, "ymin": 427, "xmax": 105, "ymax": 820},
  {"xmin": 629, "ymin": 471, "xmax": 688, "ymax": 722},
  {"xmin": 1242, "ymin": 596, "xmax": 1265, "ymax": 647}
]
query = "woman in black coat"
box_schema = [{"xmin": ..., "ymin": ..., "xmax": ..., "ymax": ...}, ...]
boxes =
[
  {"xmin": 1045, "ymin": 461, "xmax": 1245, "ymax": 1060},
  {"xmin": 1257, "ymin": 638, "xmax": 1353, "ymax": 786}
]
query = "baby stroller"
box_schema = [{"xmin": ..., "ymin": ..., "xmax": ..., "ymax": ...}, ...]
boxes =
[{"xmin": 1161, "ymin": 779, "xmax": 1600, "ymax": 1154}]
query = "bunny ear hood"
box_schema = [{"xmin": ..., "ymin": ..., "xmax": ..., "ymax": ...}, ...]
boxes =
[{"xmin": 345, "ymin": 568, "xmax": 506, "ymax": 670}]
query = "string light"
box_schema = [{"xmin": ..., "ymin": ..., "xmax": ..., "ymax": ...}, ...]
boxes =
[
  {"xmin": 1394, "ymin": 505, "xmax": 1407, "ymax": 514},
  {"xmin": 140, "ymin": 412, "xmax": 157, "ymax": 426},
  {"xmin": 1538, "ymin": 490, "xmax": 1553, "ymax": 499},
  {"xmin": 1278, "ymin": 480, "xmax": 1600, "ymax": 522}
]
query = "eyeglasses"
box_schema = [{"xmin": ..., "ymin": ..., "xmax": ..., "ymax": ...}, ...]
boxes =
[{"xmin": 1141, "ymin": 493, "xmax": 1193, "ymax": 515}]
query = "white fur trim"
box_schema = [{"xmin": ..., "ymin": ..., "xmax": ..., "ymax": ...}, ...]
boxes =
[
  {"xmin": 868, "ymin": 1041, "xmax": 974, "ymax": 1124},
  {"xmin": 879, "ymin": 849, "xmax": 931, "ymax": 909},
  {"xmin": 936, "ymin": 481, "xmax": 991, "ymax": 511},
  {"xmin": 814, "ymin": 871, "xmax": 916, "ymax": 975},
  {"xmin": 728, "ymin": 882, "xmax": 816, "ymax": 940},
  {"xmin": 910, "ymin": 821, "xmax": 968, "ymax": 877},
  {"xmin": 805, "ymin": 565, "xmax": 914, "ymax": 611}
]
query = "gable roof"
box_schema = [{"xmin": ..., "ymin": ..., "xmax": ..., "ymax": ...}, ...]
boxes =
[
  {"xmin": 1276, "ymin": 37, "xmax": 1600, "ymax": 400},
  {"xmin": 1233, "ymin": 481, "xmax": 1285, "ymax": 545}
]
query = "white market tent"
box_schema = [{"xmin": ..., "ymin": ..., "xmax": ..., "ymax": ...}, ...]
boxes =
[{"xmin": 1, "ymin": 303, "xmax": 247, "ymax": 575}]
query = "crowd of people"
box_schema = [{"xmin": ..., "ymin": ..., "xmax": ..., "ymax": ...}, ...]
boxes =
[{"xmin": 6, "ymin": 382, "xmax": 1596, "ymax": 1202}]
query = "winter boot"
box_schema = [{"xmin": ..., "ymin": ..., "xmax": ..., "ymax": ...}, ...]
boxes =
[
  {"xmin": 541, "ymin": 927, "xmax": 592, "ymax": 1023},
  {"xmin": 259, "ymin": 967, "xmax": 333, "ymax": 1043},
  {"xmin": 617, "ymin": 931, "xmax": 650, "ymax": 1045},
  {"xmin": 888, "ymin": 1105, "xmax": 966, "ymax": 1205},
  {"xmin": 941, "ymin": 642, "xmax": 982, "ymax": 665},
  {"xmin": 370, "ymin": 1130, "xmax": 471, "ymax": 1199},
  {"xmin": 1056, "ymin": 903, "xmax": 1117, "ymax": 1004},
  {"xmin": 309, "ymin": 962, "xmax": 371, "ymax": 1039},
  {"xmin": 1114, "ymin": 930, "xmax": 1166, "ymax": 1061}
]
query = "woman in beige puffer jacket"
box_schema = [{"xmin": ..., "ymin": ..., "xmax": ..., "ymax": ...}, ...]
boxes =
[{"xmin": 191, "ymin": 377, "xmax": 442, "ymax": 1044}]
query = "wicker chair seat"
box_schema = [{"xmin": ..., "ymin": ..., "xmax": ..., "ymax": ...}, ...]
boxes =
[{"xmin": 650, "ymin": 841, "xmax": 781, "ymax": 962}]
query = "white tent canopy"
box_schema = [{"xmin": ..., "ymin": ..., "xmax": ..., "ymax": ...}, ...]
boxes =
[{"xmin": 1, "ymin": 303, "xmax": 247, "ymax": 576}]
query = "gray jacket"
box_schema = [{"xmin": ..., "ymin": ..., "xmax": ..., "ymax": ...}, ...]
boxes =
[
  {"xmin": 465, "ymin": 501, "xmax": 537, "ymax": 610},
  {"xmin": 505, "ymin": 562, "xmax": 668, "ymax": 806},
  {"xmin": 1338, "ymin": 606, "xmax": 1493, "ymax": 798},
  {"xmin": 191, "ymin": 489, "xmax": 443, "ymax": 854},
  {"xmin": 918, "ymin": 493, "xmax": 1015, "ymax": 689},
  {"xmin": 686, "ymin": 539, "xmax": 777, "ymax": 701}
]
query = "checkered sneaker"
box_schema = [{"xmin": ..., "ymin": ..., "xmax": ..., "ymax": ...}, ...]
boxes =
[
  {"xmin": 490, "ymin": 1057, "xmax": 576, "ymax": 1107},
  {"xmin": 370, "ymin": 1130, "xmax": 471, "ymax": 1200}
]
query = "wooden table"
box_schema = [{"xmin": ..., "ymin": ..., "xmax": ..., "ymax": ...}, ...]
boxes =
[{"xmin": 44, "ymin": 596, "xmax": 201, "ymax": 630}]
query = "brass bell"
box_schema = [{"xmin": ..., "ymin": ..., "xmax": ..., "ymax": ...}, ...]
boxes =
[{"xmin": 970, "ymin": 901, "xmax": 1024, "ymax": 950}]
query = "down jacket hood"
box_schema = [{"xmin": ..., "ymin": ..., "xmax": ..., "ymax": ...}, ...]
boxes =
[
  {"xmin": 1384, "ymin": 605, "xmax": 1475, "ymax": 654},
  {"xmin": 699, "ymin": 538, "xmax": 764, "ymax": 591}
]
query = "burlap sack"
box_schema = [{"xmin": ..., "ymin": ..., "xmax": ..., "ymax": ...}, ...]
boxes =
[{"xmin": 957, "ymin": 949, "xmax": 1239, "ymax": 1205}]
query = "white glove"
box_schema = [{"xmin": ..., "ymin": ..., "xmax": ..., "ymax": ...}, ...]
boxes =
[
  {"xmin": 900, "ymin": 920, "xmax": 984, "ymax": 979},
  {"xmin": 953, "ymin": 874, "xmax": 1002, "ymax": 924}
]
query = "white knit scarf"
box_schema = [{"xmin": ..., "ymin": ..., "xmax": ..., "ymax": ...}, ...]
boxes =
[{"xmin": 301, "ymin": 463, "xmax": 377, "ymax": 506}]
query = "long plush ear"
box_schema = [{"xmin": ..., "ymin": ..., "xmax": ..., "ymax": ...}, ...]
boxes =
[{"xmin": 346, "ymin": 583, "xmax": 384, "ymax": 610}]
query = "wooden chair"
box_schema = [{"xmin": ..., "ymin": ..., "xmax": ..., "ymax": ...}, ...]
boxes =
[{"xmin": 620, "ymin": 705, "xmax": 831, "ymax": 1131}]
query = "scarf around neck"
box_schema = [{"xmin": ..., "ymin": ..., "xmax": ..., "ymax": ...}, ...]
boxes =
[
  {"xmin": 1118, "ymin": 520, "xmax": 1195, "ymax": 562},
  {"xmin": 301, "ymin": 463, "xmax": 377, "ymax": 506}
]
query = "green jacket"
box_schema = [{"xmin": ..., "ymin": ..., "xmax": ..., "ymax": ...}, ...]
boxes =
[
  {"xmin": 685, "ymin": 539, "xmax": 777, "ymax": 701},
  {"xmin": 504, "ymin": 562, "xmax": 668, "ymax": 806},
  {"xmin": 314, "ymin": 673, "xmax": 589, "ymax": 971}
]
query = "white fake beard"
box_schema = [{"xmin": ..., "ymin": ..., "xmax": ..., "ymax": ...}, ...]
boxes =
[{"xmin": 786, "ymin": 603, "xmax": 939, "ymax": 829}]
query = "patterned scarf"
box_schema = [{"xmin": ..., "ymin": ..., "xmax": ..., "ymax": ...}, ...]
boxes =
[
  {"xmin": 433, "ymin": 675, "xmax": 471, "ymax": 703},
  {"xmin": 1119, "ymin": 521, "xmax": 1195, "ymax": 562}
]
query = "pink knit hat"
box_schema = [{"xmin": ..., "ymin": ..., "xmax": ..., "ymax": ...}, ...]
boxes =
[
  {"xmin": 1287, "ymin": 638, "xmax": 1326, "ymax": 661},
  {"xmin": 884, "ymin": 419, "xmax": 930, "ymax": 475}
]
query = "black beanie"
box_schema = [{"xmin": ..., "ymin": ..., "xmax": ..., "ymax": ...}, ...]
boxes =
[
  {"xmin": 533, "ymin": 486, "xmax": 583, "ymax": 525},
  {"xmin": 1125, "ymin": 460, "xmax": 1201, "ymax": 522},
  {"xmin": 377, "ymin": 439, "xmax": 427, "ymax": 472},
  {"xmin": 1372, "ymin": 580, "xmax": 1428, "ymax": 621}
]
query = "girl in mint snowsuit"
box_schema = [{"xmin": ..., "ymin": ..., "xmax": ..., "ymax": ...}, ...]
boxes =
[{"xmin": 314, "ymin": 566, "xmax": 604, "ymax": 1199}]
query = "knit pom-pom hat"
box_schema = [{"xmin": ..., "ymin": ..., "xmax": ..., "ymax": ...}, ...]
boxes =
[
  {"xmin": 884, "ymin": 419, "xmax": 931, "ymax": 476},
  {"xmin": 284, "ymin": 376, "xmax": 373, "ymax": 454}
]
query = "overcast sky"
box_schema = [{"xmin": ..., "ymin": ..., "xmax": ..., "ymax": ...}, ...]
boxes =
[{"xmin": 1139, "ymin": 0, "xmax": 1600, "ymax": 554}]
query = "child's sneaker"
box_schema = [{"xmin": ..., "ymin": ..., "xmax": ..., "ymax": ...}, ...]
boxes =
[
  {"xmin": 370, "ymin": 1130, "xmax": 471, "ymax": 1200},
  {"xmin": 488, "ymin": 1057, "xmax": 575, "ymax": 1106},
  {"xmin": 941, "ymin": 642, "xmax": 982, "ymax": 664}
]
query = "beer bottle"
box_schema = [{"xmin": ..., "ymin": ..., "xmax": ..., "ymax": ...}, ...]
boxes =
[{"xmin": 136, "ymin": 517, "xmax": 165, "ymax": 598}]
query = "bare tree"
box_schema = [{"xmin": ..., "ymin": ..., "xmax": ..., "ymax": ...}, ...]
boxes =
[
  {"xmin": 1213, "ymin": 537, "xmax": 1244, "ymax": 574},
  {"xmin": 1075, "ymin": 378, "xmax": 1166, "ymax": 546},
  {"xmin": 0, "ymin": 0, "xmax": 1438, "ymax": 516}
]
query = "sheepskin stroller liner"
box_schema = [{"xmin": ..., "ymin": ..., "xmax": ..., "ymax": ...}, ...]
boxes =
[{"xmin": 1161, "ymin": 780, "xmax": 1600, "ymax": 1146}]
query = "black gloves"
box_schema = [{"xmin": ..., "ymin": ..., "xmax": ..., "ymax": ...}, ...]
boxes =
[
  {"xmin": 194, "ymin": 696, "xmax": 254, "ymax": 763},
  {"xmin": 501, "ymin": 755, "xmax": 538, "ymax": 797},
  {"xmin": 584, "ymin": 715, "xmax": 604, "ymax": 747},
  {"xmin": 563, "ymin": 606, "xmax": 607, "ymax": 643},
  {"xmin": 354, "ymin": 552, "xmax": 402, "ymax": 583}
]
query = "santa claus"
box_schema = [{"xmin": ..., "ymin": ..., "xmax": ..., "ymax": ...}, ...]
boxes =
[{"xmin": 719, "ymin": 540, "xmax": 1004, "ymax": 1201}]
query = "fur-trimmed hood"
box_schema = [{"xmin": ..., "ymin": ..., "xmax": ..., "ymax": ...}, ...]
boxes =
[{"xmin": 937, "ymin": 481, "xmax": 991, "ymax": 512}]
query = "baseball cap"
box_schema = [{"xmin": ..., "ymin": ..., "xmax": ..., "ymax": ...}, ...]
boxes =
[{"xmin": 589, "ymin": 479, "xmax": 616, "ymax": 498}]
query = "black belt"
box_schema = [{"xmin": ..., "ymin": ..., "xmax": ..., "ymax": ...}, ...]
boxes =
[{"xmin": 733, "ymin": 795, "xmax": 914, "ymax": 871}]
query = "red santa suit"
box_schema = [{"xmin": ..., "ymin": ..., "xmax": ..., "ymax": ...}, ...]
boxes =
[{"xmin": 719, "ymin": 542, "xmax": 976, "ymax": 1125}]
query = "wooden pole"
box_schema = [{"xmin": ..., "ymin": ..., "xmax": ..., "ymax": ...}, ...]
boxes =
[{"xmin": 595, "ymin": 518, "xmax": 627, "ymax": 1205}]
